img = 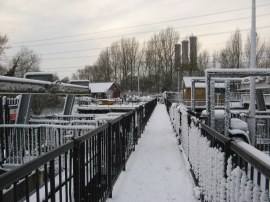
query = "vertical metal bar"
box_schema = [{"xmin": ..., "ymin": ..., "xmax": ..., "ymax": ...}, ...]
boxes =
[
  {"xmin": 224, "ymin": 80, "xmax": 231, "ymax": 136},
  {"xmin": 38, "ymin": 128, "xmax": 41, "ymax": 156},
  {"xmin": 73, "ymin": 141, "xmax": 81, "ymax": 202},
  {"xmin": 250, "ymin": 166, "xmax": 254, "ymax": 181},
  {"xmin": 191, "ymin": 80, "xmax": 195, "ymax": 112},
  {"xmin": 13, "ymin": 183, "xmax": 17, "ymax": 202},
  {"xmin": 35, "ymin": 169, "xmax": 40, "ymax": 202},
  {"xmin": 257, "ymin": 171, "xmax": 261, "ymax": 187},
  {"xmin": 97, "ymin": 134, "xmax": 102, "ymax": 201},
  {"xmin": 4, "ymin": 97, "xmax": 9, "ymax": 124},
  {"xmin": 102, "ymin": 131, "xmax": 106, "ymax": 199},
  {"xmin": 58, "ymin": 155, "xmax": 62, "ymax": 202},
  {"xmin": 69, "ymin": 149, "xmax": 72, "ymax": 201},
  {"xmin": 265, "ymin": 178, "xmax": 269, "ymax": 191},
  {"xmin": 90, "ymin": 138, "xmax": 94, "ymax": 202},
  {"xmin": 50, "ymin": 159, "xmax": 56, "ymax": 202},
  {"xmin": 0, "ymin": 96, "xmax": 3, "ymax": 125},
  {"xmin": 0, "ymin": 189, "xmax": 3, "ymax": 202},
  {"xmin": 25, "ymin": 176, "xmax": 29, "ymax": 202},
  {"xmin": 206, "ymin": 71, "xmax": 211, "ymax": 125},
  {"xmin": 210, "ymin": 78, "xmax": 215, "ymax": 128},
  {"xmin": 85, "ymin": 139, "xmax": 89, "ymax": 199},
  {"xmin": 108, "ymin": 123, "xmax": 112, "ymax": 198},
  {"xmin": 44, "ymin": 164, "xmax": 48, "ymax": 201},
  {"xmin": 122, "ymin": 118, "xmax": 126, "ymax": 171},
  {"xmin": 64, "ymin": 152, "xmax": 68, "ymax": 202},
  {"xmin": 80, "ymin": 142, "xmax": 85, "ymax": 201}
]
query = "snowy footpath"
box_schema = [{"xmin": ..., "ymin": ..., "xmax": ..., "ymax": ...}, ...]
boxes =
[{"xmin": 107, "ymin": 103, "xmax": 197, "ymax": 202}]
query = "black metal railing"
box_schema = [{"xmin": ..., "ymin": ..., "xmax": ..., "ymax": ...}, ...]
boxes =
[
  {"xmin": 167, "ymin": 100, "xmax": 270, "ymax": 201},
  {"xmin": 0, "ymin": 98, "xmax": 157, "ymax": 202}
]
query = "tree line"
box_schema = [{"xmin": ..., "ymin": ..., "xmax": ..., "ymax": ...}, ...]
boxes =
[
  {"xmin": 1, "ymin": 27, "xmax": 270, "ymax": 94},
  {"xmin": 72, "ymin": 28, "xmax": 270, "ymax": 94},
  {"xmin": 71, "ymin": 27, "xmax": 180, "ymax": 93}
]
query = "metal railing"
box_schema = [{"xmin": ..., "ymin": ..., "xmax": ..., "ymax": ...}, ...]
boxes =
[
  {"xmin": 167, "ymin": 100, "xmax": 270, "ymax": 201},
  {"xmin": 0, "ymin": 98, "xmax": 157, "ymax": 202},
  {"xmin": 0, "ymin": 124, "xmax": 95, "ymax": 166}
]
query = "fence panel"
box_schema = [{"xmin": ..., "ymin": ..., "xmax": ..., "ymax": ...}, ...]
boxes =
[
  {"xmin": 0, "ymin": 98, "xmax": 157, "ymax": 202},
  {"xmin": 167, "ymin": 100, "xmax": 270, "ymax": 201}
]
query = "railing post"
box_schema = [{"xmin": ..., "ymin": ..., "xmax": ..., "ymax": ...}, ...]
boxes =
[
  {"xmin": 224, "ymin": 140, "xmax": 231, "ymax": 178},
  {"xmin": 132, "ymin": 113, "xmax": 136, "ymax": 151},
  {"xmin": 80, "ymin": 142, "xmax": 85, "ymax": 200},
  {"xmin": 49, "ymin": 159, "xmax": 56, "ymax": 202},
  {"xmin": 73, "ymin": 140, "xmax": 81, "ymax": 202},
  {"xmin": 3, "ymin": 97, "xmax": 9, "ymax": 124},
  {"xmin": 0, "ymin": 96, "xmax": 2, "ymax": 125},
  {"xmin": 0, "ymin": 97, "xmax": 3, "ymax": 164},
  {"xmin": 107, "ymin": 123, "xmax": 112, "ymax": 198},
  {"xmin": 122, "ymin": 117, "xmax": 126, "ymax": 171}
]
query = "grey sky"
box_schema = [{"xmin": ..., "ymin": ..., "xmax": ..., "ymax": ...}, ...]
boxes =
[{"xmin": 1, "ymin": 0, "xmax": 270, "ymax": 79}]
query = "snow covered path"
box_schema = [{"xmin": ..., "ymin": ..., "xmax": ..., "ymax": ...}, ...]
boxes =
[{"xmin": 107, "ymin": 104, "xmax": 197, "ymax": 202}]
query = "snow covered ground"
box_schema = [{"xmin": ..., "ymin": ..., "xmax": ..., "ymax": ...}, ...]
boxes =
[{"xmin": 107, "ymin": 104, "xmax": 197, "ymax": 202}]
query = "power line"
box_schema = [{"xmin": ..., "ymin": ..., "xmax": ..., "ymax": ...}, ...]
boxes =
[
  {"xmin": 42, "ymin": 47, "xmax": 108, "ymax": 55},
  {"xmin": 42, "ymin": 55, "xmax": 99, "ymax": 60},
  {"xmin": 10, "ymin": 3, "xmax": 270, "ymax": 45},
  {"xmin": 37, "ymin": 25, "xmax": 270, "ymax": 61},
  {"xmin": 10, "ymin": 21, "xmax": 270, "ymax": 49},
  {"xmin": 42, "ymin": 65, "xmax": 85, "ymax": 70},
  {"xmin": 39, "ymin": 13, "xmax": 270, "ymax": 56},
  {"xmin": 4, "ymin": 25, "xmax": 270, "ymax": 61}
]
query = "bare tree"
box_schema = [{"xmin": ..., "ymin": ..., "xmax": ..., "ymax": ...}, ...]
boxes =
[
  {"xmin": 198, "ymin": 50, "xmax": 210, "ymax": 72},
  {"xmin": 212, "ymin": 51, "xmax": 219, "ymax": 68},
  {"xmin": 0, "ymin": 34, "xmax": 9, "ymax": 74},
  {"xmin": 95, "ymin": 48, "xmax": 112, "ymax": 82},
  {"xmin": 266, "ymin": 42, "xmax": 270, "ymax": 68},
  {"xmin": 7, "ymin": 47, "xmax": 40, "ymax": 77},
  {"xmin": 72, "ymin": 65, "xmax": 94, "ymax": 81},
  {"xmin": 144, "ymin": 37, "xmax": 161, "ymax": 92},
  {"xmin": 0, "ymin": 34, "xmax": 8, "ymax": 57},
  {"xmin": 244, "ymin": 34, "xmax": 266, "ymax": 68},
  {"xmin": 0, "ymin": 64, "xmax": 7, "ymax": 75},
  {"xmin": 110, "ymin": 41, "xmax": 121, "ymax": 84},
  {"xmin": 219, "ymin": 29, "xmax": 242, "ymax": 68},
  {"xmin": 146, "ymin": 27, "xmax": 179, "ymax": 91},
  {"xmin": 113, "ymin": 37, "xmax": 140, "ymax": 92}
]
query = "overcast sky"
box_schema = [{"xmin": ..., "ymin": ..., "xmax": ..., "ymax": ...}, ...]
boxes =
[{"xmin": 1, "ymin": 0, "xmax": 270, "ymax": 79}]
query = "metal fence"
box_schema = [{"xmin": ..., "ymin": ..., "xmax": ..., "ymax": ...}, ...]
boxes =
[
  {"xmin": 167, "ymin": 100, "xmax": 270, "ymax": 201},
  {"xmin": 0, "ymin": 98, "xmax": 157, "ymax": 202},
  {"xmin": 0, "ymin": 124, "xmax": 95, "ymax": 166}
]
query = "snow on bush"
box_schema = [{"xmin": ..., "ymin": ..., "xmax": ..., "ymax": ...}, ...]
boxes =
[{"xmin": 169, "ymin": 104, "xmax": 269, "ymax": 202}]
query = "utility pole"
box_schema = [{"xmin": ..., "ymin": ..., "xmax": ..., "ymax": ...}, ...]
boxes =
[{"xmin": 248, "ymin": 0, "xmax": 257, "ymax": 146}]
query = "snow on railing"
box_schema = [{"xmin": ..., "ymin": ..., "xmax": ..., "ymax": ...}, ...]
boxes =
[
  {"xmin": 168, "ymin": 103, "xmax": 270, "ymax": 201},
  {"xmin": 0, "ymin": 98, "xmax": 158, "ymax": 202},
  {"xmin": 0, "ymin": 124, "xmax": 95, "ymax": 166}
]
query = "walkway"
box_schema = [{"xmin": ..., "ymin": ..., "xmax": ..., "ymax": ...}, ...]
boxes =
[{"xmin": 107, "ymin": 104, "xmax": 197, "ymax": 202}]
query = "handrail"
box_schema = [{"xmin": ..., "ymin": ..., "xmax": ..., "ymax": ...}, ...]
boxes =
[
  {"xmin": 200, "ymin": 123, "xmax": 231, "ymax": 144},
  {"xmin": 0, "ymin": 141, "xmax": 74, "ymax": 189},
  {"xmin": 230, "ymin": 141, "xmax": 270, "ymax": 179},
  {"xmin": 0, "ymin": 75, "xmax": 90, "ymax": 95},
  {"xmin": 202, "ymin": 121, "xmax": 270, "ymax": 179},
  {"xmin": 0, "ymin": 98, "xmax": 158, "ymax": 202},
  {"xmin": 167, "ymin": 100, "xmax": 270, "ymax": 201}
]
